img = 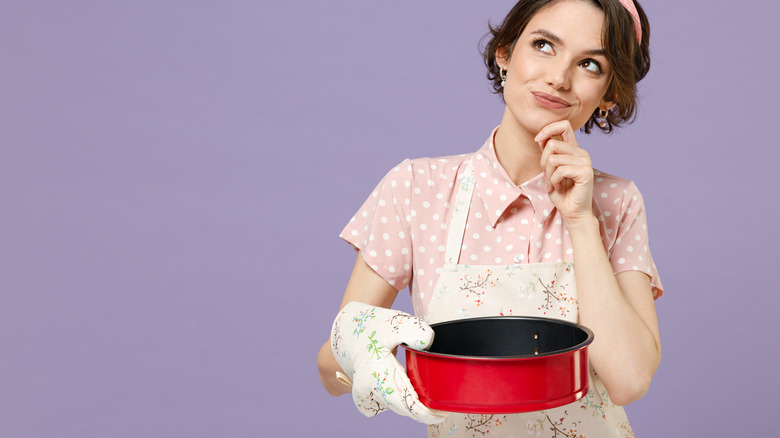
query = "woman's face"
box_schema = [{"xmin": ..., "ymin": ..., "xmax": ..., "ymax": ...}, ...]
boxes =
[{"xmin": 498, "ymin": 0, "xmax": 614, "ymax": 135}]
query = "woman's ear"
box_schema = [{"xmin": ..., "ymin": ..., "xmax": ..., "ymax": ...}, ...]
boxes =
[
  {"xmin": 495, "ymin": 46, "xmax": 510, "ymax": 70},
  {"xmin": 601, "ymin": 100, "xmax": 617, "ymax": 111}
]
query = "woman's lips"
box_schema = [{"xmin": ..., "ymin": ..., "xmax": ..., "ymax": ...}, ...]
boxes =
[{"xmin": 532, "ymin": 92, "xmax": 572, "ymax": 109}]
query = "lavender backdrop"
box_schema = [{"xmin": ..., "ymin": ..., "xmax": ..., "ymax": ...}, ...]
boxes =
[{"xmin": 1, "ymin": 1, "xmax": 777, "ymax": 436}]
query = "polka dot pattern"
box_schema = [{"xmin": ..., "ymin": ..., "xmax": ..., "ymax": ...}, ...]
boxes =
[{"xmin": 340, "ymin": 130, "xmax": 664, "ymax": 311}]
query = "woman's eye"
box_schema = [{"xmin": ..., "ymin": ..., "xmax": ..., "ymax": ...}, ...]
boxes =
[
  {"xmin": 533, "ymin": 40, "xmax": 553, "ymax": 54},
  {"xmin": 581, "ymin": 60, "xmax": 601, "ymax": 74}
]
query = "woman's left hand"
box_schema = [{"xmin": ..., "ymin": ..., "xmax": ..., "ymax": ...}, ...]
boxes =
[{"xmin": 535, "ymin": 120, "xmax": 594, "ymax": 224}]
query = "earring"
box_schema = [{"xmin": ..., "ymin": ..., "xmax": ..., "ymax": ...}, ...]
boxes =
[
  {"xmin": 500, "ymin": 69, "xmax": 507, "ymax": 88},
  {"xmin": 598, "ymin": 108, "xmax": 609, "ymax": 128}
]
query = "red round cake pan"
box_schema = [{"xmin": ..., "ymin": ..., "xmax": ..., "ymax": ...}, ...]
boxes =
[{"xmin": 401, "ymin": 316, "xmax": 594, "ymax": 414}]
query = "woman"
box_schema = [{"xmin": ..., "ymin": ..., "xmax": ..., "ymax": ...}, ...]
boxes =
[{"xmin": 318, "ymin": 0, "xmax": 662, "ymax": 436}]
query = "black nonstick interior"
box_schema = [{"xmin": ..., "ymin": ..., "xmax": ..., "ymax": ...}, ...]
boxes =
[{"xmin": 427, "ymin": 316, "xmax": 592, "ymax": 358}]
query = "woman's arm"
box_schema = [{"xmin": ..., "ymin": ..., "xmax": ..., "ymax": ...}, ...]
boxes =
[
  {"xmin": 536, "ymin": 120, "xmax": 661, "ymax": 406},
  {"xmin": 317, "ymin": 252, "xmax": 400, "ymax": 396},
  {"xmin": 566, "ymin": 216, "xmax": 661, "ymax": 406}
]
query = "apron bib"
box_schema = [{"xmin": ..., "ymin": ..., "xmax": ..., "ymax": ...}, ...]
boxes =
[{"xmin": 423, "ymin": 160, "xmax": 635, "ymax": 438}]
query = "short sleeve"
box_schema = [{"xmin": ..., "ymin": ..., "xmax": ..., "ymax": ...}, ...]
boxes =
[
  {"xmin": 340, "ymin": 160, "xmax": 414, "ymax": 291},
  {"xmin": 609, "ymin": 181, "xmax": 664, "ymax": 299}
]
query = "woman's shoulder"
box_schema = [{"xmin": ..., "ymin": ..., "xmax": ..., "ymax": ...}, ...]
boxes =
[
  {"xmin": 382, "ymin": 152, "xmax": 476, "ymax": 184},
  {"xmin": 401, "ymin": 152, "xmax": 474, "ymax": 169}
]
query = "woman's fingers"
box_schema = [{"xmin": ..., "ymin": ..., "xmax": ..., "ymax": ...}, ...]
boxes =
[
  {"xmin": 540, "ymin": 139, "xmax": 591, "ymax": 189},
  {"xmin": 544, "ymin": 153, "xmax": 592, "ymax": 190},
  {"xmin": 549, "ymin": 164, "xmax": 593, "ymax": 190},
  {"xmin": 540, "ymin": 138, "xmax": 586, "ymax": 168},
  {"xmin": 535, "ymin": 121, "xmax": 595, "ymax": 219},
  {"xmin": 534, "ymin": 119, "xmax": 579, "ymax": 147}
]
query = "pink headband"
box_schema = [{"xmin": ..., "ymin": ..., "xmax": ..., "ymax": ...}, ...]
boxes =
[{"xmin": 618, "ymin": 0, "xmax": 642, "ymax": 42}]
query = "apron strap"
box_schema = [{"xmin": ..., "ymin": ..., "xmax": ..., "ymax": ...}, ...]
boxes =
[{"xmin": 444, "ymin": 160, "xmax": 476, "ymax": 265}]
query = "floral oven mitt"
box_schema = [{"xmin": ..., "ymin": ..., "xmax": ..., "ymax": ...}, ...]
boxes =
[{"xmin": 330, "ymin": 301, "xmax": 447, "ymax": 424}]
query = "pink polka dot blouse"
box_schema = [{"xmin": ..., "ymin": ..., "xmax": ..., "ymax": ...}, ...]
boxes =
[{"xmin": 340, "ymin": 128, "xmax": 663, "ymax": 317}]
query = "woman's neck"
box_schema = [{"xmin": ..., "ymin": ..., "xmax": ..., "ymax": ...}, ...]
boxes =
[{"xmin": 493, "ymin": 108, "xmax": 544, "ymax": 186}]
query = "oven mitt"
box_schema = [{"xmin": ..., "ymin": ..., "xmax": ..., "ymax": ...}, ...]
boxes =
[{"xmin": 330, "ymin": 301, "xmax": 447, "ymax": 424}]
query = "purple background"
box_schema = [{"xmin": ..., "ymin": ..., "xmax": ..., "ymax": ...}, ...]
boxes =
[{"xmin": 1, "ymin": 1, "xmax": 777, "ymax": 436}]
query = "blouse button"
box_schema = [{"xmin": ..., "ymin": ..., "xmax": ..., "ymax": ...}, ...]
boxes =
[{"xmin": 513, "ymin": 254, "xmax": 524, "ymax": 263}]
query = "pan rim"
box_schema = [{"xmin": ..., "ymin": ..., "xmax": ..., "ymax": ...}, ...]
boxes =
[{"xmin": 401, "ymin": 315, "xmax": 594, "ymax": 360}]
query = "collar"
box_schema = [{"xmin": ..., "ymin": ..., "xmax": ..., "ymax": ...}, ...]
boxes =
[{"xmin": 472, "ymin": 127, "xmax": 556, "ymax": 227}]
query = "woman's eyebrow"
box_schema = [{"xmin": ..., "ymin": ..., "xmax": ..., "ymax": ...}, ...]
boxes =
[
  {"xmin": 529, "ymin": 28, "xmax": 605, "ymax": 57},
  {"xmin": 585, "ymin": 48, "xmax": 606, "ymax": 57},
  {"xmin": 530, "ymin": 29, "xmax": 562, "ymax": 45}
]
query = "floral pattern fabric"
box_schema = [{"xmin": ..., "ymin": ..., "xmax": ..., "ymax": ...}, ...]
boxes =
[
  {"xmin": 331, "ymin": 302, "xmax": 446, "ymax": 424},
  {"xmin": 425, "ymin": 262, "xmax": 577, "ymax": 324}
]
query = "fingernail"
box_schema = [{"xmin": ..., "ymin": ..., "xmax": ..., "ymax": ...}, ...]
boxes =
[{"xmin": 534, "ymin": 133, "xmax": 542, "ymax": 142}]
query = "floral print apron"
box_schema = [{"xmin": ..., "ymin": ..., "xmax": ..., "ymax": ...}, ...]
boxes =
[{"xmin": 422, "ymin": 160, "xmax": 635, "ymax": 438}]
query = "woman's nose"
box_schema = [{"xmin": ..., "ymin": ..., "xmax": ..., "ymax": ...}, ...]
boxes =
[{"xmin": 546, "ymin": 60, "xmax": 572, "ymax": 90}]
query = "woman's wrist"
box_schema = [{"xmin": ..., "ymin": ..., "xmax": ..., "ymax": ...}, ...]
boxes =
[
  {"xmin": 318, "ymin": 340, "xmax": 351, "ymax": 397},
  {"xmin": 563, "ymin": 213, "xmax": 600, "ymax": 238}
]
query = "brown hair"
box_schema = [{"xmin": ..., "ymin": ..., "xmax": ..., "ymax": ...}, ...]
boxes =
[{"xmin": 481, "ymin": 0, "xmax": 650, "ymax": 133}]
